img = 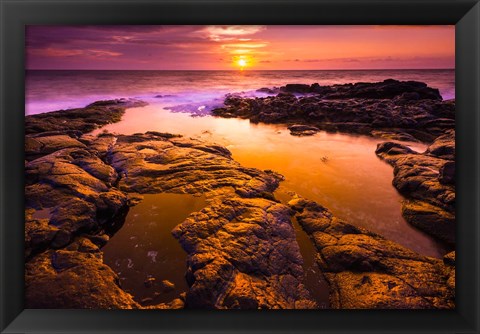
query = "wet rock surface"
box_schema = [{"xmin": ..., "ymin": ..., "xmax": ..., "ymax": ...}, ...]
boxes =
[
  {"xmin": 101, "ymin": 132, "xmax": 283, "ymax": 197},
  {"xmin": 288, "ymin": 197, "xmax": 455, "ymax": 309},
  {"xmin": 288, "ymin": 124, "xmax": 320, "ymax": 136},
  {"xmin": 280, "ymin": 80, "xmax": 442, "ymax": 99},
  {"xmin": 24, "ymin": 100, "xmax": 315, "ymax": 309},
  {"xmin": 25, "ymin": 237, "xmax": 140, "ymax": 309},
  {"xmin": 375, "ymin": 130, "xmax": 455, "ymax": 244},
  {"xmin": 25, "ymin": 101, "xmax": 145, "ymax": 308},
  {"xmin": 213, "ymin": 80, "xmax": 454, "ymax": 141},
  {"xmin": 173, "ymin": 196, "xmax": 317, "ymax": 309},
  {"xmin": 25, "ymin": 92, "xmax": 455, "ymax": 310},
  {"xmin": 25, "ymin": 99, "xmax": 147, "ymax": 135}
]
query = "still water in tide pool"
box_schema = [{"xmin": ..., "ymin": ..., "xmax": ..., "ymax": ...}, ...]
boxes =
[
  {"xmin": 97, "ymin": 102, "xmax": 447, "ymax": 307},
  {"xmin": 102, "ymin": 193, "xmax": 207, "ymax": 305},
  {"xmin": 94, "ymin": 102, "xmax": 446, "ymax": 260}
]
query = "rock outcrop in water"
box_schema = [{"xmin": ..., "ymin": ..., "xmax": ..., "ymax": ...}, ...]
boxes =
[
  {"xmin": 279, "ymin": 80, "xmax": 442, "ymax": 100},
  {"xmin": 24, "ymin": 100, "xmax": 316, "ymax": 309},
  {"xmin": 25, "ymin": 99, "xmax": 147, "ymax": 135},
  {"xmin": 213, "ymin": 79, "xmax": 456, "ymax": 247},
  {"xmin": 375, "ymin": 130, "xmax": 455, "ymax": 244},
  {"xmin": 173, "ymin": 196, "xmax": 317, "ymax": 309},
  {"xmin": 288, "ymin": 197, "xmax": 455, "ymax": 309},
  {"xmin": 213, "ymin": 80, "xmax": 454, "ymax": 142}
]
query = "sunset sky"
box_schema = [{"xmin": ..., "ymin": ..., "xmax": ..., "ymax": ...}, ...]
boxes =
[{"xmin": 26, "ymin": 25, "xmax": 455, "ymax": 70}]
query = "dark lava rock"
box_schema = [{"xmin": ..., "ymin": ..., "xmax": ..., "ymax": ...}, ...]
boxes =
[
  {"xmin": 340, "ymin": 79, "xmax": 438, "ymax": 99},
  {"xmin": 278, "ymin": 79, "xmax": 442, "ymax": 100},
  {"xmin": 425, "ymin": 131, "xmax": 456, "ymax": 160},
  {"xmin": 370, "ymin": 130, "xmax": 419, "ymax": 142},
  {"xmin": 104, "ymin": 133, "xmax": 282, "ymax": 196},
  {"xmin": 24, "ymin": 130, "xmax": 298, "ymax": 309},
  {"xmin": 402, "ymin": 201, "xmax": 455, "ymax": 245},
  {"xmin": 288, "ymin": 197, "xmax": 455, "ymax": 309},
  {"xmin": 281, "ymin": 84, "xmax": 312, "ymax": 94},
  {"xmin": 25, "ymin": 99, "xmax": 147, "ymax": 135},
  {"xmin": 439, "ymin": 161, "xmax": 455, "ymax": 185},
  {"xmin": 173, "ymin": 196, "xmax": 317, "ymax": 309},
  {"xmin": 26, "ymin": 239, "xmax": 140, "ymax": 309},
  {"xmin": 25, "ymin": 103, "xmax": 316, "ymax": 309},
  {"xmin": 212, "ymin": 80, "xmax": 453, "ymax": 141},
  {"xmin": 288, "ymin": 124, "xmax": 320, "ymax": 136},
  {"xmin": 398, "ymin": 91, "xmax": 421, "ymax": 101},
  {"xmin": 256, "ymin": 87, "xmax": 279, "ymax": 94},
  {"xmin": 279, "ymin": 83, "xmax": 326, "ymax": 95},
  {"xmin": 376, "ymin": 130, "xmax": 455, "ymax": 244},
  {"xmin": 375, "ymin": 142, "xmax": 416, "ymax": 156}
]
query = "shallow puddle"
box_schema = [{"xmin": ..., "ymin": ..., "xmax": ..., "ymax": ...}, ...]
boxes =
[
  {"xmin": 291, "ymin": 217, "xmax": 330, "ymax": 308},
  {"xmin": 102, "ymin": 193, "xmax": 207, "ymax": 305},
  {"xmin": 93, "ymin": 103, "xmax": 446, "ymax": 258}
]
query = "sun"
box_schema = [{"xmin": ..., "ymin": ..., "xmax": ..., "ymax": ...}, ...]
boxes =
[
  {"xmin": 233, "ymin": 56, "xmax": 253, "ymax": 70},
  {"xmin": 238, "ymin": 59, "xmax": 247, "ymax": 67},
  {"xmin": 235, "ymin": 57, "xmax": 249, "ymax": 70}
]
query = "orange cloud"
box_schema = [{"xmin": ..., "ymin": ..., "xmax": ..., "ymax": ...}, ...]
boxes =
[{"xmin": 198, "ymin": 26, "xmax": 266, "ymax": 41}]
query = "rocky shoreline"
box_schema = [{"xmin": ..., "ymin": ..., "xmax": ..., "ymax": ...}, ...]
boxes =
[
  {"xmin": 289, "ymin": 197, "xmax": 454, "ymax": 309},
  {"xmin": 212, "ymin": 80, "xmax": 456, "ymax": 244},
  {"xmin": 25, "ymin": 99, "xmax": 316, "ymax": 309},
  {"xmin": 376, "ymin": 130, "xmax": 455, "ymax": 245},
  {"xmin": 213, "ymin": 79, "xmax": 455, "ymax": 142},
  {"xmin": 25, "ymin": 80, "xmax": 455, "ymax": 309}
]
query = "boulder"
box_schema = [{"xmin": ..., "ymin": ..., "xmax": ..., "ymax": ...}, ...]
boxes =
[
  {"xmin": 439, "ymin": 161, "xmax": 455, "ymax": 185},
  {"xmin": 25, "ymin": 239, "xmax": 140, "ymax": 309},
  {"xmin": 25, "ymin": 99, "xmax": 147, "ymax": 135},
  {"xmin": 173, "ymin": 197, "xmax": 317, "ymax": 309},
  {"xmin": 288, "ymin": 124, "xmax": 320, "ymax": 136},
  {"xmin": 288, "ymin": 197, "xmax": 454, "ymax": 309},
  {"xmin": 376, "ymin": 131, "xmax": 455, "ymax": 244}
]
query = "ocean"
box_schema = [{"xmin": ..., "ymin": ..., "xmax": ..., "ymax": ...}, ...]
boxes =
[{"xmin": 25, "ymin": 69, "xmax": 455, "ymax": 115}]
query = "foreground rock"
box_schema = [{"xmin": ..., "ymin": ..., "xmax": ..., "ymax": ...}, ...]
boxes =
[
  {"xmin": 289, "ymin": 197, "xmax": 455, "ymax": 309},
  {"xmin": 25, "ymin": 99, "xmax": 147, "ymax": 135},
  {"xmin": 25, "ymin": 100, "xmax": 145, "ymax": 308},
  {"xmin": 25, "ymin": 237, "xmax": 139, "ymax": 308},
  {"xmin": 25, "ymin": 102, "xmax": 317, "ymax": 309},
  {"xmin": 25, "ymin": 98, "xmax": 455, "ymax": 309},
  {"xmin": 100, "ymin": 132, "xmax": 283, "ymax": 197},
  {"xmin": 213, "ymin": 80, "xmax": 454, "ymax": 141},
  {"xmin": 173, "ymin": 196, "xmax": 317, "ymax": 309},
  {"xmin": 375, "ymin": 130, "xmax": 455, "ymax": 244}
]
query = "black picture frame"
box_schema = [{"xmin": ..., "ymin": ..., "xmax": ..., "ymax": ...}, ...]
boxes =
[{"xmin": 1, "ymin": 0, "xmax": 479, "ymax": 333}]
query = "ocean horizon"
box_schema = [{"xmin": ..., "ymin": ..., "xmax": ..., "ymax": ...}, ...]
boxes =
[{"xmin": 26, "ymin": 68, "xmax": 455, "ymax": 115}]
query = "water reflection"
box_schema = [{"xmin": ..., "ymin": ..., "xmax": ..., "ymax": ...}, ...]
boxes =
[
  {"xmin": 102, "ymin": 193, "xmax": 207, "ymax": 305},
  {"xmin": 94, "ymin": 103, "xmax": 446, "ymax": 258},
  {"xmin": 291, "ymin": 216, "xmax": 330, "ymax": 308}
]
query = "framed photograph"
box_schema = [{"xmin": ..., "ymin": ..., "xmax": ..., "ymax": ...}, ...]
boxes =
[{"xmin": 1, "ymin": 0, "xmax": 479, "ymax": 333}]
